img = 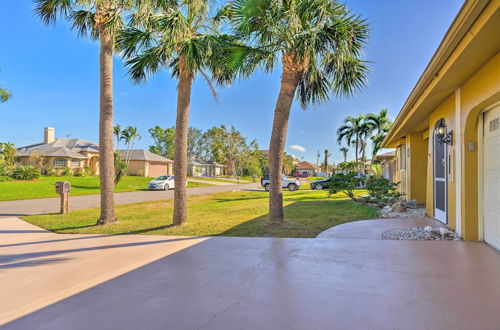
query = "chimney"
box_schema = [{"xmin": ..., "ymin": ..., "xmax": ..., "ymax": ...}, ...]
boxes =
[{"xmin": 44, "ymin": 127, "xmax": 55, "ymax": 144}]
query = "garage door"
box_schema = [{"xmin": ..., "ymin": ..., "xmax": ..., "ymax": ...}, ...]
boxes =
[
  {"xmin": 484, "ymin": 105, "xmax": 500, "ymax": 250},
  {"xmin": 148, "ymin": 163, "xmax": 169, "ymax": 178}
]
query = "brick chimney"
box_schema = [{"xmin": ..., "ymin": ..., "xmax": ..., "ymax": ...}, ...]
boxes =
[{"xmin": 44, "ymin": 127, "xmax": 55, "ymax": 144}]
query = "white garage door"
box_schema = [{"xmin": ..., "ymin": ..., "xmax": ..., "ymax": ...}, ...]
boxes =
[{"xmin": 484, "ymin": 105, "xmax": 500, "ymax": 250}]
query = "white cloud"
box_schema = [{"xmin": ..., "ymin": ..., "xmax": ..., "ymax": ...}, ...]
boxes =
[{"xmin": 289, "ymin": 144, "xmax": 306, "ymax": 153}]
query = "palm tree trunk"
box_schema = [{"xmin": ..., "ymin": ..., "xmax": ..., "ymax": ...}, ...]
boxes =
[
  {"xmin": 97, "ymin": 30, "xmax": 116, "ymax": 225},
  {"xmin": 268, "ymin": 55, "xmax": 302, "ymax": 224},
  {"xmin": 355, "ymin": 135, "xmax": 359, "ymax": 163},
  {"xmin": 173, "ymin": 58, "xmax": 193, "ymax": 226}
]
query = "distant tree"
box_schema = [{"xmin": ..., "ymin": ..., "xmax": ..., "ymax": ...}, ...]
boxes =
[
  {"xmin": 337, "ymin": 115, "xmax": 370, "ymax": 163},
  {"xmin": 365, "ymin": 109, "xmax": 392, "ymax": 158},
  {"xmin": 0, "ymin": 142, "xmax": 16, "ymax": 165},
  {"xmin": 114, "ymin": 124, "xmax": 121, "ymax": 152},
  {"xmin": 340, "ymin": 147, "xmax": 349, "ymax": 162},
  {"xmin": 188, "ymin": 127, "xmax": 205, "ymax": 159},
  {"xmin": 322, "ymin": 149, "xmax": 331, "ymax": 172},
  {"xmin": 148, "ymin": 126, "xmax": 175, "ymax": 159},
  {"xmin": 120, "ymin": 126, "xmax": 141, "ymax": 168}
]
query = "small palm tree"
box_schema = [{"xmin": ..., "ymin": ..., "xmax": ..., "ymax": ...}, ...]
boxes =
[
  {"xmin": 340, "ymin": 147, "xmax": 349, "ymax": 162},
  {"xmin": 118, "ymin": 0, "xmax": 232, "ymax": 225},
  {"xmin": 366, "ymin": 109, "xmax": 392, "ymax": 158},
  {"xmin": 114, "ymin": 124, "xmax": 122, "ymax": 152},
  {"xmin": 222, "ymin": 0, "xmax": 369, "ymax": 224},
  {"xmin": 337, "ymin": 115, "xmax": 370, "ymax": 163},
  {"xmin": 121, "ymin": 126, "xmax": 141, "ymax": 167},
  {"xmin": 34, "ymin": 0, "xmax": 158, "ymax": 225}
]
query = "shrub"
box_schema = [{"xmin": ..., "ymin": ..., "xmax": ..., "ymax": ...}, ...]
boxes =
[
  {"xmin": 114, "ymin": 152, "xmax": 128, "ymax": 184},
  {"xmin": 365, "ymin": 176, "xmax": 403, "ymax": 204},
  {"xmin": 73, "ymin": 168, "xmax": 85, "ymax": 177},
  {"xmin": 328, "ymin": 171, "xmax": 362, "ymax": 201},
  {"xmin": 84, "ymin": 166, "xmax": 94, "ymax": 176},
  {"xmin": 43, "ymin": 166, "xmax": 58, "ymax": 176},
  {"xmin": 12, "ymin": 165, "xmax": 41, "ymax": 180},
  {"xmin": 60, "ymin": 167, "xmax": 72, "ymax": 176},
  {"xmin": 0, "ymin": 162, "xmax": 14, "ymax": 177},
  {"xmin": 0, "ymin": 175, "xmax": 13, "ymax": 182}
]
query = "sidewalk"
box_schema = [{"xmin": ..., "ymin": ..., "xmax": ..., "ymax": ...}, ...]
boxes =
[{"xmin": 0, "ymin": 182, "xmax": 260, "ymax": 216}]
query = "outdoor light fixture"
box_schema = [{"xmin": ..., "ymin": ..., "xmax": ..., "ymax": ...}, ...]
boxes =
[{"xmin": 436, "ymin": 119, "xmax": 453, "ymax": 145}]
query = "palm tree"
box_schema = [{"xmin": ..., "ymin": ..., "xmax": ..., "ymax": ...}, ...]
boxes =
[
  {"xmin": 340, "ymin": 147, "xmax": 349, "ymax": 162},
  {"xmin": 337, "ymin": 115, "xmax": 370, "ymax": 163},
  {"xmin": 223, "ymin": 0, "xmax": 369, "ymax": 224},
  {"xmin": 118, "ymin": 0, "xmax": 231, "ymax": 226},
  {"xmin": 366, "ymin": 109, "xmax": 392, "ymax": 158},
  {"xmin": 323, "ymin": 149, "xmax": 331, "ymax": 172},
  {"xmin": 34, "ymin": 0, "xmax": 156, "ymax": 225},
  {"xmin": 114, "ymin": 124, "xmax": 122, "ymax": 152},
  {"xmin": 121, "ymin": 126, "xmax": 141, "ymax": 166},
  {"xmin": 0, "ymin": 88, "xmax": 11, "ymax": 103}
]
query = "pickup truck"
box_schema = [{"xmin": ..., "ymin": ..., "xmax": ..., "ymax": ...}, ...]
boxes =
[{"xmin": 261, "ymin": 174, "xmax": 301, "ymax": 192}]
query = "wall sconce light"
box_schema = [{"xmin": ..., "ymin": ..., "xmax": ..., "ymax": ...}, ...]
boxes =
[{"xmin": 436, "ymin": 119, "xmax": 453, "ymax": 145}]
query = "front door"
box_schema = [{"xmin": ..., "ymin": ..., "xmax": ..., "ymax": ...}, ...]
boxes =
[
  {"xmin": 483, "ymin": 105, "xmax": 500, "ymax": 249},
  {"xmin": 433, "ymin": 124, "xmax": 447, "ymax": 223}
]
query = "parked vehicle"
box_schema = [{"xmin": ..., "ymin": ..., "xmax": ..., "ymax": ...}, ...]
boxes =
[
  {"xmin": 148, "ymin": 175, "xmax": 175, "ymax": 190},
  {"xmin": 261, "ymin": 174, "xmax": 301, "ymax": 192},
  {"xmin": 310, "ymin": 178, "xmax": 335, "ymax": 190}
]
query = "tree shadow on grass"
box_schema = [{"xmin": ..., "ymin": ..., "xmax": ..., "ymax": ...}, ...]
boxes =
[{"xmin": 219, "ymin": 199, "xmax": 376, "ymax": 238}]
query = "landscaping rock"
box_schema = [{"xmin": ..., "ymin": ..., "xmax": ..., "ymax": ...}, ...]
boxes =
[
  {"xmin": 390, "ymin": 200, "xmax": 407, "ymax": 213},
  {"xmin": 382, "ymin": 226, "xmax": 462, "ymax": 241},
  {"xmin": 380, "ymin": 207, "xmax": 426, "ymax": 219},
  {"xmin": 405, "ymin": 199, "xmax": 419, "ymax": 209}
]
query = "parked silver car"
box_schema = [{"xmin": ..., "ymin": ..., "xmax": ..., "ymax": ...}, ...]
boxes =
[{"xmin": 148, "ymin": 175, "xmax": 175, "ymax": 190}]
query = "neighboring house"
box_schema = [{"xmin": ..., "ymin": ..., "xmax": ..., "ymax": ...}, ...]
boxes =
[
  {"xmin": 382, "ymin": 0, "xmax": 500, "ymax": 246},
  {"xmin": 188, "ymin": 158, "xmax": 226, "ymax": 177},
  {"xmin": 119, "ymin": 150, "xmax": 173, "ymax": 177},
  {"xmin": 259, "ymin": 150, "xmax": 269, "ymax": 158},
  {"xmin": 17, "ymin": 127, "xmax": 99, "ymax": 174},
  {"xmin": 295, "ymin": 161, "xmax": 321, "ymax": 176},
  {"xmin": 374, "ymin": 150, "xmax": 396, "ymax": 181}
]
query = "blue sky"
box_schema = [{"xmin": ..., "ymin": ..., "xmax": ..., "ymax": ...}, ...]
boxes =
[{"xmin": 0, "ymin": 0, "xmax": 463, "ymax": 164}]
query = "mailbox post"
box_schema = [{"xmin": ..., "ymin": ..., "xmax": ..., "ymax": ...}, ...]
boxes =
[{"xmin": 55, "ymin": 181, "xmax": 71, "ymax": 214}]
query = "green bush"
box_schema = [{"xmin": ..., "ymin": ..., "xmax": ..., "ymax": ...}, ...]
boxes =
[
  {"xmin": 60, "ymin": 167, "xmax": 72, "ymax": 176},
  {"xmin": 0, "ymin": 162, "xmax": 14, "ymax": 176},
  {"xmin": 0, "ymin": 175, "xmax": 13, "ymax": 182},
  {"xmin": 73, "ymin": 168, "xmax": 85, "ymax": 177},
  {"xmin": 365, "ymin": 176, "xmax": 403, "ymax": 204},
  {"xmin": 84, "ymin": 166, "xmax": 94, "ymax": 176},
  {"xmin": 328, "ymin": 172, "xmax": 362, "ymax": 201},
  {"xmin": 12, "ymin": 165, "xmax": 41, "ymax": 180}
]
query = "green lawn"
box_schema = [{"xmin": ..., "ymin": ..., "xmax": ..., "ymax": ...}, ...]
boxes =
[
  {"xmin": 0, "ymin": 176, "xmax": 211, "ymax": 201},
  {"xmin": 21, "ymin": 189, "xmax": 378, "ymax": 238},
  {"xmin": 188, "ymin": 176, "xmax": 252, "ymax": 184}
]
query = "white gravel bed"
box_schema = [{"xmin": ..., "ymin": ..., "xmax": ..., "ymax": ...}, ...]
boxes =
[{"xmin": 382, "ymin": 226, "xmax": 462, "ymax": 241}]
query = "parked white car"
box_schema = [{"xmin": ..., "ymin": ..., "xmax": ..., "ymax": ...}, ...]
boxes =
[
  {"xmin": 148, "ymin": 175, "xmax": 175, "ymax": 190},
  {"xmin": 261, "ymin": 174, "xmax": 301, "ymax": 192}
]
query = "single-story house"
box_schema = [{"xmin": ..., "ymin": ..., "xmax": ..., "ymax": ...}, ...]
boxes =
[
  {"xmin": 17, "ymin": 127, "xmax": 100, "ymax": 174},
  {"xmin": 374, "ymin": 150, "xmax": 396, "ymax": 181},
  {"xmin": 382, "ymin": 0, "xmax": 500, "ymax": 247},
  {"xmin": 119, "ymin": 150, "xmax": 173, "ymax": 177},
  {"xmin": 295, "ymin": 161, "xmax": 321, "ymax": 176},
  {"xmin": 188, "ymin": 158, "xmax": 226, "ymax": 177}
]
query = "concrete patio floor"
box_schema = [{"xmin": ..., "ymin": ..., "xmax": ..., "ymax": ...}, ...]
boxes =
[{"xmin": 1, "ymin": 216, "xmax": 499, "ymax": 329}]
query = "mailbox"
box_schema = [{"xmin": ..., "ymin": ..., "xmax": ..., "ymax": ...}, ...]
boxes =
[
  {"xmin": 55, "ymin": 181, "xmax": 70, "ymax": 214},
  {"xmin": 55, "ymin": 181, "xmax": 71, "ymax": 195}
]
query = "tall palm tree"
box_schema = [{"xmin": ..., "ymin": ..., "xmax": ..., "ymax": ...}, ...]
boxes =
[
  {"xmin": 118, "ymin": 0, "xmax": 231, "ymax": 225},
  {"xmin": 337, "ymin": 115, "xmax": 370, "ymax": 163},
  {"xmin": 121, "ymin": 126, "xmax": 141, "ymax": 166},
  {"xmin": 34, "ymin": 0, "xmax": 156, "ymax": 225},
  {"xmin": 366, "ymin": 108, "xmax": 392, "ymax": 158},
  {"xmin": 340, "ymin": 147, "xmax": 349, "ymax": 162},
  {"xmin": 0, "ymin": 88, "xmax": 11, "ymax": 103},
  {"xmin": 323, "ymin": 149, "xmax": 331, "ymax": 172},
  {"xmin": 223, "ymin": 0, "xmax": 369, "ymax": 224}
]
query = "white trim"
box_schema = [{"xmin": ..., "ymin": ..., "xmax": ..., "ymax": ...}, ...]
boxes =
[{"xmin": 455, "ymin": 89, "xmax": 462, "ymax": 235}]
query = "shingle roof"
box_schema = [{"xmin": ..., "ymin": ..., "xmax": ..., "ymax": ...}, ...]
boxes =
[
  {"xmin": 296, "ymin": 161, "xmax": 320, "ymax": 170},
  {"xmin": 119, "ymin": 150, "xmax": 173, "ymax": 163},
  {"xmin": 188, "ymin": 158, "xmax": 226, "ymax": 167},
  {"xmin": 17, "ymin": 138, "xmax": 95, "ymax": 159},
  {"xmin": 375, "ymin": 150, "xmax": 396, "ymax": 159}
]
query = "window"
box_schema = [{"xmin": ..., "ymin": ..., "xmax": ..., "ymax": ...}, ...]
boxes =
[
  {"xmin": 54, "ymin": 159, "xmax": 67, "ymax": 167},
  {"xmin": 71, "ymin": 159, "xmax": 80, "ymax": 168},
  {"xmin": 399, "ymin": 145, "xmax": 406, "ymax": 171}
]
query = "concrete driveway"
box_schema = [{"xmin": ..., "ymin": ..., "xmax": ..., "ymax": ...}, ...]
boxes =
[
  {"xmin": 1, "ymin": 217, "xmax": 499, "ymax": 329},
  {"xmin": 0, "ymin": 182, "xmax": 260, "ymax": 216}
]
